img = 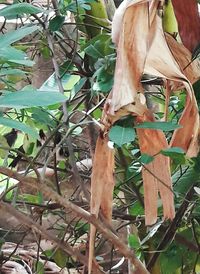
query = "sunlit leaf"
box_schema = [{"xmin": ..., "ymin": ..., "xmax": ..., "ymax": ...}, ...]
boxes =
[
  {"xmin": 0, "ymin": 3, "xmax": 45, "ymax": 18},
  {"xmin": 0, "ymin": 90, "xmax": 66, "ymax": 108},
  {"xmin": 0, "ymin": 26, "xmax": 39, "ymax": 47}
]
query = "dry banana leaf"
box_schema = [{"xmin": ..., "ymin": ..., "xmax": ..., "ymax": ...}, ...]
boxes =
[
  {"xmin": 171, "ymin": 0, "xmax": 200, "ymax": 52},
  {"xmin": 144, "ymin": 15, "xmax": 200, "ymax": 157},
  {"xmin": 89, "ymin": 134, "xmax": 114, "ymax": 274},
  {"xmin": 136, "ymin": 112, "xmax": 175, "ymax": 225}
]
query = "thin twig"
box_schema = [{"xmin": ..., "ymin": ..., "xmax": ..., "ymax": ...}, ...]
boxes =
[{"xmin": 0, "ymin": 167, "xmax": 149, "ymax": 274}]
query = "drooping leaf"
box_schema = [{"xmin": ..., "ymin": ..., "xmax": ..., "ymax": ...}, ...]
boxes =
[
  {"xmin": 0, "ymin": 69, "xmax": 27, "ymax": 76},
  {"xmin": 0, "ymin": 26, "xmax": 39, "ymax": 47},
  {"xmin": 161, "ymin": 147, "xmax": 185, "ymax": 156},
  {"xmin": 135, "ymin": 121, "xmax": 181, "ymax": 131},
  {"xmin": 89, "ymin": 135, "xmax": 115, "ymax": 274},
  {"xmin": 136, "ymin": 113, "xmax": 175, "ymax": 226},
  {"xmin": 0, "ymin": 3, "xmax": 45, "ymax": 18},
  {"xmin": 0, "ymin": 117, "xmax": 38, "ymax": 138},
  {"xmin": 0, "ymin": 47, "xmax": 26, "ymax": 61},
  {"xmin": 0, "ymin": 90, "xmax": 66, "ymax": 108}
]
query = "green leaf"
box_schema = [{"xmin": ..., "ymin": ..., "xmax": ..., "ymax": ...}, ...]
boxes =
[
  {"xmin": 0, "ymin": 135, "xmax": 9, "ymax": 157},
  {"xmin": 129, "ymin": 201, "xmax": 144, "ymax": 216},
  {"xmin": 0, "ymin": 47, "xmax": 26, "ymax": 61},
  {"xmin": 128, "ymin": 234, "xmax": 141, "ymax": 250},
  {"xmin": 31, "ymin": 109, "xmax": 56, "ymax": 127},
  {"xmin": 135, "ymin": 121, "xmax": 181, "ymax": 131},
  {"xmin": 8, "ymin": 59, "xmax": 35, "ymax": 67},
  {"xmin": 0, "ymin": 69, "xmax": 26, "ymax": 76},
  {"xmin": 140, "ymin": 153, "xmax": 154, "ymax": 164},
  {"xmin": 0, "ymin": 3, "xmax": 45, "ymax": 18},
  {"xmin": 161, "ymin": 147, "xmax": 186, "ymax": 165},
  {"xmin": 49, "ymin": 15, "xmax": 65, "ymax": 31},
  {"xmin": 0, "ymin": 26, "xmax": 39, "ymax": 47},
  {"xmin": 35, "ymin": 261, "xmax": 44, "ymax": 274},
  {"xmin": 72, "ymin": 77, "xmax": 87, "ymax": 95},
  {"xmin": 0, "ymin": 90, "xmax": 66, "ymax": 108},
  {"xmin": 0, "ymin": 117, "xmax": 38, "ymax": 138},
  {"xmin": 161, "ymin": 147, "xmax": 185, "ymax": 156},
  {"xmin": 53, "ymin": 249, "xmax": 67, "ymax": 268},
  {"xmin": 109, "ymin": 125, "xmax": 135, "ymax": 147},
  {"xmin": 84, "ymin": 44, "xmax": 104, "ymax": 59}
]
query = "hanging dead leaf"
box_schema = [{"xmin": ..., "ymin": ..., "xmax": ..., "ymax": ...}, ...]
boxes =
[
  {"xmin": 136, "ymin": 112, "xmax": 175, "ymax": 225},
  {"xmin": 144, "ymin": 15, "xmax": 200, "ymax": 157},
  {"xmin": 89, "ymin": 134, "xmax": 115, "ymax": 274}
]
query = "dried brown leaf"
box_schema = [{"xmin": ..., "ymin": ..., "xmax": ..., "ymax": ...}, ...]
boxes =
[
  {"xmin": 145, "ymin": 15, "xmax": 200, "ymax": 157},
  {"xmin": 166, "ymin": 34, "xmax": 200, "ymax": 86},
  {"xmin": 136, "ymin": 112, "xmax": 175, "ymax": 225},
  {"xmin": 89, "ymin": 135, "xmax": 115, "ymax": 274}
]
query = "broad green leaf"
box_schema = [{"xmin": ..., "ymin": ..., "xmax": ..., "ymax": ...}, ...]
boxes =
[
  {"xmin": 0, "ymin": 117, "xmax": 38, "ymax": 138},
  {"xmin": 0, "ymin": 26, "xmax": 39, "ymax": 47},
  {"xmin": 49, "ymin": 15, "xmax": 65, "ymax": 31},
  {"xmin": 0, "ymin": 90, "xmax": 67, "ymax": 108},
  {"xmin": 0, "ymin": 3, "xmax": 45, "ymax": 18},
  {"xmin": 0, "ymin": 47, "xmax": 26, "ymax": 61},
  {"xmin": 8, "ymin": 59, "xmax": 35, "ymax": 67},
  {"xmin": 135, "ymin": 121, "xmax": 181, "ymax": 131},
  {"xmin": 140, "ymin": 153, "xmax": 154, "ymax": 164},
  {"xmin": 84, "ymin": 44, "xmax": 104, "ymax": 59},
  {"xmin": 109, "ymin": 125, "xmax": 135, "ymax": 147},
  {"xmin": 0, "ymin": 69, "xmax": 26, "ymax": 76},
  {"xmin": 161, "ymin": 147, "xmax": 185, "ymax": 156}
]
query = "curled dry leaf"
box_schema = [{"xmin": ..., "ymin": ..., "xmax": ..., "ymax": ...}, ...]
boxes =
[
  {"xmin": 89, "ymin": 134, "xmax": 114, "ymax": 274},
  {"xmin": 144, "ymin": 14, "xmax": 200, "ymax": 157}
]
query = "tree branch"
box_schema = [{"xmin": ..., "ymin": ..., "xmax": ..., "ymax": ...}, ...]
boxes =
[{"xmin": 0, "ymin": 166, "xmax": 149, "ymax": 274}]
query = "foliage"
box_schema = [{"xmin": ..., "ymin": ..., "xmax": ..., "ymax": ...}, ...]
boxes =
[{"xmin": 0, "ymin": 0, "xmax": 199, "ymax": 274}]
